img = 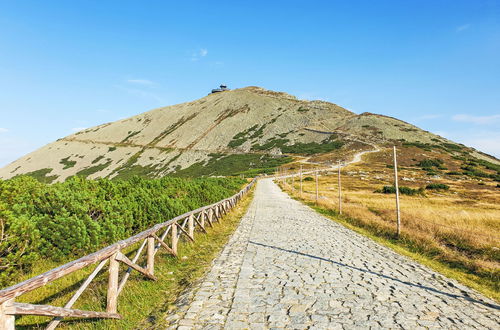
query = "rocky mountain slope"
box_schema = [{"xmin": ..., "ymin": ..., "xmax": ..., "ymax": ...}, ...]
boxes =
[{"xmin": 1, "ymin": 86, "xmax": 497, "ymax": 182}]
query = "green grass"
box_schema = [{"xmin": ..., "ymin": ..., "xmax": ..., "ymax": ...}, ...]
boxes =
[
  {"xmin": 14, "ymin": 187, "xmax": 255, "ymax": 329},
  {"xmin": 91, "ymin": 156, "xmax": 105, "ymax": 164},
  {"xmin": 173, "ymin": 153, "xmax": 293, "ymax": 177},
  {"xmin": 75, "ymin": 161, "xmax": 113, "ymax": 179},
  {"xmin": 252, "ymin": 137, "xmax": 343, "ymax": 155},
  {"xmin": 426, "ymin": 183, "xmax": 450, "ymax": 190},
  {"xmin": 17, "ymin": 168, "xmax": 59, "ymax": 183},
  {"xmin": 288, "ymin": 195, "xmax": 500, "ymax": 302},
  {"xmin": 122, "ymin": 130, "xmax": 141, "ymax": 143},
  {"xmin": 375, "ymin": 185, "xmax": 424, "ymax": 196},
  {"xmin": 60, "ymin": 157, "xmax": 77, "ymax": 170}
]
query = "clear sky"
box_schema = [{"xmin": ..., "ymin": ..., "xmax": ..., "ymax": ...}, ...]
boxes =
[{"xmin": 0, "ymin": 1, "xmax": 499, "ymax": 166}]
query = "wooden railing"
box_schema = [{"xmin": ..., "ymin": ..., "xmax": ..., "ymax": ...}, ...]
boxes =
[{"xmin": 0, "ymin": 178, "xmax": 256, "ymax": 329}]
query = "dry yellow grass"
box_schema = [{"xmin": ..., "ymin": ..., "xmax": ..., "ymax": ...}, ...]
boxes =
[{"xmin": 279, "ymin": 148, "xmax": 500, "ymax": 300}]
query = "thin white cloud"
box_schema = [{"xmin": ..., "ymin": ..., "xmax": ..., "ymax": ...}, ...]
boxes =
[
  {"xmin": 451, "ymin": 130, "xmax": 500, "ymax": 158},
  {"xmin": 456, "ymin": 23, "xmax": 471, "ymax": 32},
  {"xmin": 191, "ymin": 48, "xmax": 209, "ymax": 61},
  {"xmin": 0, "ymin": 128, "xmax": 8, "ymax": 133},
  {"xmin": 126, "ymin": 79, "xmax": 154, "ymax": 85},
  {"xmin": 452, "ymin": 114, "xmax": 500, "ymax": 125},
  {"xmin": 71, "ymin": 127, "xmax": 87, "ymax": 132}
]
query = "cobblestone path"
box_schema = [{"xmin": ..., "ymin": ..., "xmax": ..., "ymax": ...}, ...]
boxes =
[{"xmin": 168, "ymin": 179, "xmax": 500, "ymax": 329}]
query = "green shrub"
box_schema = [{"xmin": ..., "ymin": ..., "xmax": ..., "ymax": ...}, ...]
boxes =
[
  {"xmin": 59, "ymin": 157, "xmax": 76, "ymax": 169},
  {"xmin": 303, "ymin": 176, "xmax": 314, "ymax": 181},
  {"xmin": 0, "ymin": 175, "xmax": 245, "ymax": 286},
  {"xmin": 375, "ymin": 185, "xmax": 423, "ymax": 196},
  {"xmin": 447, "ymin": 171, "xmax": 461, "ymax": 176},
  {"xmin": 425, "ymin": 183, "xmax": 450, "ymax": 190},
  {"xmin": 417, "ymin": 158, "xmax": 443, "ymax": 169}
]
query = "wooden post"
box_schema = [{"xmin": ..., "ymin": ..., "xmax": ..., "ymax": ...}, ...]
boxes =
[
  {"xmin": 171, "ymin": 223, "xmax": 178, "ymax": 256},
  {"xmin": 300, "ymin": 165, "xmax": 303, "ymax": 197},
  {"xmin": 106, "ymin": 253, "xmax": 119, "ymax": 314},
  {"xmin": 200, "ymin": 210, "xmax": 205, "ymax": 228},
  {"xmin": 338, "ymin": 160, "xmax": 342, "ymax": 215},
  {"xmin": 0, "ymin": 299, "xmax": 15, "ymax": 330},
  {"xmin": 188, "ymin": 214, "xmax": 194, "ymax": 239},
  {"xmin": 147, "ymin": 236, "xmax": 155, "ymax": 275},
  {"xmin": 315, "ymin": 169, "xmax": 319, "ymax": 204},
  {"xmin": 208, "ymin": 208, "xmax": 213, "ymax": 226},
  {"xmin": 393, "ymin": 146, "xmax": 401, "ymax": 237}
]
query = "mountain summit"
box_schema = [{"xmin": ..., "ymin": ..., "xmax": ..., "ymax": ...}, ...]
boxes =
[{"xmin": 0, "ymin": 86, "xmax": 496, "ymax": 182}]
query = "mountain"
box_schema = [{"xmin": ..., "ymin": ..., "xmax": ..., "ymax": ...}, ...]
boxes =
[{"xmin": 0, "ymin": 86, "xmax": 497, "ymax": 182}]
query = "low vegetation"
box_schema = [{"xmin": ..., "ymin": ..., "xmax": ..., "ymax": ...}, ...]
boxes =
[
  {"xmin": 426, "ymin": 183, "xmax": 450, "ymax": 190},
  {"xmin": 59, "ymin": 157, "xmax": 77, "ymax": 169},
  {"xmin": 375, "ymin": 185, "xmax": 424, "ymax": 196},
  {"xmin": 0, "ymin": 175, "xmax": 245, "ymax": 286},
  {"xmin": 173, "ymin": 153, "xmax": 293, "ymax": 177},
  {"xmin": 279, "ymin": 148, "xmax": 500, "ymax": 301},
  {"xmin": 252, "ymin": 137, "xmax": 343, "ymax": 155},
  {"xmin": 14, "ymin": 185, "xmax": 255, "ymax": 329}
]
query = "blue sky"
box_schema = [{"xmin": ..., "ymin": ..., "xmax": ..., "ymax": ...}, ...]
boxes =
[{"xmin": 0, "ymin": 0, "xmax": 499, "ymax": 166}]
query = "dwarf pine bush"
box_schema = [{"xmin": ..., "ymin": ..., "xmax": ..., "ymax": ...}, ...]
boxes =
[{"xmin": 0, "ymin": 175, "xmax": 245, "ymax": 286}]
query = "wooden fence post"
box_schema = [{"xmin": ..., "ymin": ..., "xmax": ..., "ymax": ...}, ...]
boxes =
[
  {"xmin": 147, "ymin": 236, "xmax": 155, "ymax": 275},
  {"xmin": 106, "ymin": 253, "xmax": 119, "ymax": 314},
  {"xmin": 0, "ymin": 299, "xmax": 15, "ymax": 330},
  {"xmin": 393, "ymin": 146, "xmax": 401, "ymax": 237},
  {"xmin": 338, "ymin": 160, "xmax": 342, "ymax": 215},
  {"xmin": 200, "ymin": 210, "xmax": 205, "ymax": 228},
  {"xmin": 315, "ymin": 169, "xmax": 319, "ymax": 204},
  {"xmin": 171, "ymin": 223, "xmax": 178, "ymax": 256},
  {"xmin": 208, "ymin": 208, "xmax": 213, "ymax": 226},
  {"xmin": 188, "ymin": 214, "xmax": 194, "ymax": 239},
  {"xmin": 300, "ymin": 164, "xmax": 303, "ymax": 197}
]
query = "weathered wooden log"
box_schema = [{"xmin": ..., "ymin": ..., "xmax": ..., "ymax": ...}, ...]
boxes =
[
  {"xmin": 6, "ymin": 302, "xmax": 121, "ymax": 319},
  {"xmin": 118, "ymin": 238, "xmax": 148, "ymax": 294},
  {"xmin": 207, "ymin": 208, "xmax": 213, "ymax": 227},
  {"xmin": 193, "ymin": 214, "xmax": 208, "ymax": 233},
  {"xmin": 200, "ymin": 210, "xmax": 205, "ymax": 228},
  {"xmin": 151, "ymin": 234, "xmax": 177, "ymax": 257},
  {"xmin": 171, "ymin": 223, "xmax": 178, "ymax": 256},
  {"xmin": 147, "ymin": 236, "xmax": 155, "ymax": 276},
  {"xmin": 188, "ymin": 214, "xmax": 194, "ymax": 238},
  {"xmin": 0, "ymin": 299, "xmax": 14, "ymax": 330},
  {"xmin": 115, "ymin": 252, "xmax": 157, "ymax": 281},
  {"xmin": 106, "ymin": 253, "xmax": 119, "ymax": 314},
  {"xmin": 46, "ymin": 259, "xmax": 108, "ymax": 330},
  {"xmin": 153, "ymin": 226, "xmax": 171, "ymax": 257},
  {"xmin": 176, "ymin": 223, "xmax": 195, "ymax": 242}
]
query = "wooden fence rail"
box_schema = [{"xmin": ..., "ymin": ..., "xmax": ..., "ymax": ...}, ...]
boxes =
[{"xmin": 0, "ymin": 178, "xmax": 256, "ymax": 329}]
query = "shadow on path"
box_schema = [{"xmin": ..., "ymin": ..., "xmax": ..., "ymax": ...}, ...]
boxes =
[{"xmin": 249, "ymin": 241, "xmax": 500, "ymax": 311}]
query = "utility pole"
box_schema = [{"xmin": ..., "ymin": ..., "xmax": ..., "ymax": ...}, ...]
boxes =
[
  {"xmin": 338, "ymin": 160, "xmax": 342, "ymax": 215},
  {"xmin": 393, "ymin": 146, "xmax": 401, "ymax": 237}
]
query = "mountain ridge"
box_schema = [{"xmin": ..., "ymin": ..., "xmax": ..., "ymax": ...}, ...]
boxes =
[{"xmin": 1, "ymin": 86, "xmax": 497, "ymax": 182}]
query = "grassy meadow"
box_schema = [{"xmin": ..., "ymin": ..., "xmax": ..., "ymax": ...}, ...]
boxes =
[{"xmin": 279, "ymin": 146, "xmax": 500, "ymax": 301}]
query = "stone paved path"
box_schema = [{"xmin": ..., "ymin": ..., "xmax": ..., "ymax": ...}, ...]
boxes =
[{"xmin": 168, "ymin": 179, "xmax": 500, "ymax": 329}]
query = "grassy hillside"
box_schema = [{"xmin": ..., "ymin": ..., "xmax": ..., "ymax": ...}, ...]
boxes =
[
  {"xmin": 0, "ymin": 175, "xmax": 245, "ymax": 287},
  {"xmin": 3, "ymin": 86, "xmax": 492, "ymax": 182}
]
